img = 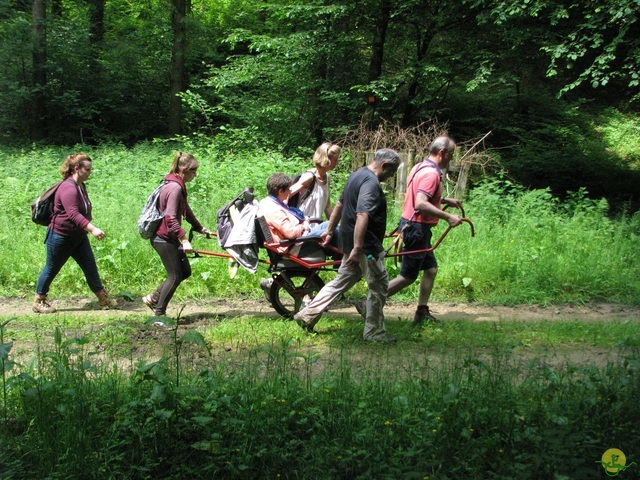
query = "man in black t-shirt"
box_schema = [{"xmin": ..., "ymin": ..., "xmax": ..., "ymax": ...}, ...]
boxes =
[{"xmin": 294, "ymin": 149, "xmax": 401, "ymax": 343}]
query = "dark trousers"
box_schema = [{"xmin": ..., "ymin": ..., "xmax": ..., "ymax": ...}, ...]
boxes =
[
  {"xmin": 36, "ymin": 230, "xmax": 104, "ymax": 296},
  {"xmin": 151, "ymin": 239, "xmax": 192, "ymax": 316}
]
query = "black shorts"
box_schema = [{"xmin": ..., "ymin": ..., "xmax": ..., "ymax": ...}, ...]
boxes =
[{"xmin": 399, "ymin": 219, "xmax": 437, "ymax": 281}]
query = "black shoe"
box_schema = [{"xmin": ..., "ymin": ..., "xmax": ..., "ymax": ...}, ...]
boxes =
[
  {"xmin": 293, "ymin": 313, "xmax": 316, "ymax": 334},
  {"xmin": 413, "ymin": 306, "xmax": 440, "ymax": 326}
]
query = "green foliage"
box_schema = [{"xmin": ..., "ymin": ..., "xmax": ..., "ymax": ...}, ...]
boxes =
[
  {"xmin": 1, "ymin": 319, "xmax": 640, "ymax": 479},
  {"xmin": 2, "ymin": 143, "xmax": 640, "ymax": 307},
  {"xmin": 450, "ymin": 175, "xmax": 640, "ymax": 304},
  {"xmin": 543, "ymin": 0, "xmax": 640, "ymax": 98},
  {"xmin": 1, "ymin": 0, "xmax": 639, "ymax": 162},
  {"xmin": 467, "ymin": 0, "xmax": 640, "ymax": 101},
  {"xmin": 195, "ymin": 2, "xmax": 365, "ymax": 150},
  {"xmin": 593, "ymin": 108, "xmax": 640, "ymax": 168},
  {"xmin": 445, "ymin": 90, "xmax": 640, "ymax": 209}
]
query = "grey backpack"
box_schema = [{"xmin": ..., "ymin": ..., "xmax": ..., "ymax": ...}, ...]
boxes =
[{"xmin": 137, "ymin": 181, "xmax": 168, "ymax": 239}]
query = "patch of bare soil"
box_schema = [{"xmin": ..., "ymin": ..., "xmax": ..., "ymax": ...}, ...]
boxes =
[
  {"xmin": 2, "ymin": 296, "xmax": 639, "ymax": 323},
  {"xmin": 2, "ymin": 297, "xmax": 639, "ymax": 372}
]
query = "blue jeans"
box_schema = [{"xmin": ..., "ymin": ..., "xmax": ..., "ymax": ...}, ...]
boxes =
[
  {"xmin": 36, "ymin": 230, "xmax": 104, "ymax": 296},
  {"xmin": 307, "ymin": 221, "xmax": 341, "ymax": 257},
  {"xmin": 308, "ymin": 221, "xmax": 329, "ymax": 237}
]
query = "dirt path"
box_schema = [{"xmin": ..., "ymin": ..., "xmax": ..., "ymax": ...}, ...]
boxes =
[
  {"xmin": 3, "ymin": 297, "xmax": 639, "ymax": 372},
  {"xmin": 2, "ymin": 296, "xmax": 639, "ymax": 323}
]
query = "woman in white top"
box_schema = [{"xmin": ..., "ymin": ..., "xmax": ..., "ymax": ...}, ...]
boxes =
[{"xmin": 289, "ymin": 142, "xmax": 341, "ymax": 220}]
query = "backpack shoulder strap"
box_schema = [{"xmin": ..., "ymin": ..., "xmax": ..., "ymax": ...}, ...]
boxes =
[
  {"xmin": 407, "ymin": 161, "xmax": 440, "ymax": 197},
  {"xmin": 299, "ymin": 170, "xmax": 316, "ymax": 204}
]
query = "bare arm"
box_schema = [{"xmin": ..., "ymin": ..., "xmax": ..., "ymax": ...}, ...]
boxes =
[
  {"xmin": 289, "ymin": 171, "xmax": 314, "ymax": 196},
  {"xmin": 321, "ymin": 199, "xmax": 342, "ymax": 246},
  {"xmin": 415, "ymin": 191, "xmax": 462, "ymax": 227},
  {"xmin": 324, "ymin": 198, "xmax": 333, "ymax": 220},
  {"xmin": 442, "ymin": 196, "xmax": 463, "ymax": 209},
  {"xmin": 346, "ymin": 212, "xmax": 369, "ymax": 267}
]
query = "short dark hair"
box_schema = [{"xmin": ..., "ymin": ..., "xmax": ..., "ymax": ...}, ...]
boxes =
[{"xmin": 266, "ymin": 173, "xmax": 292, "ymax": 196}]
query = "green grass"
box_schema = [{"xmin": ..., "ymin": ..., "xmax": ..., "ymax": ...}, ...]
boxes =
[
  {"xmin": 6, "ymin": 307, "xmax": 640, "ymax": 355},
  {"xmin": 422, "ymin": 319, "xmax": 640, "ymax": 350},
  {"xmin": 2, "ymin": 140, "xmax": 640, "ymax": 477},
  {"xmin": 3, "ymin": 142, "xmax": 639, "ymax": 306},
  {"xmin": 2, "ymin": 313, "xmax": 640, "ymax": 479}
]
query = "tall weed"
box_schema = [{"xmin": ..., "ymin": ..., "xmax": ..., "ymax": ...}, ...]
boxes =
[{"xmin": 427, "ymin": 176, "xmax": 640, "ymax": 304}]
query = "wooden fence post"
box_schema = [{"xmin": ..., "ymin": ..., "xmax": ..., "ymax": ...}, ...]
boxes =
[{"xmin": 453, "ymin": 159, "xmax": 471, "ymax": 199}]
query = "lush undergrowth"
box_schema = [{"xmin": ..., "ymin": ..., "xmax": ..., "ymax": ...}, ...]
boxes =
[
  {"xmin": 2, "ymin": 140, "xmax": 639, "ymax": 479},
  {"xmin": 1, "ymin": 141, "xmax": 638, "ymax": 306},
  {"xmin": 2, "ymin": 316, "xmax": 640, "ymax": 479}
]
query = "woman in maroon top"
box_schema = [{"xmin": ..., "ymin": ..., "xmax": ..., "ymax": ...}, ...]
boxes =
[
  {"xmin": 33, "ymin": 153, "xmax": 122, "ymax": 313},
  {"xmin": 142, "ymin": 152, "xmax": 211, "ymax": 322}
]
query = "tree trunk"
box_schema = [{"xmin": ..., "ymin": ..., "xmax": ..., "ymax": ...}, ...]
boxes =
[
  {"xmin": 364, "ymin": 0, "xmax": 392, "ymax": 124},
  {"xmin": 87, "ymin": 0, "xmax": 106, "ymax": 45},
  {"xmin": 51, "ymin": 0, "xmax": 62, "ymax": 17},
  {"xmin": 168, "ymin": 0, "xmax": 189, "ymax": 135},
  {"xmin": 402, "ymin": 26, "xmax": 435, "ymax": 127},
  {"xmin": 368, "ymin": 0, "xmax": 391, "ymax": 83},
  {"xmin": 32, "ymin": 0, "xmax": 48, "ymax": 140}
]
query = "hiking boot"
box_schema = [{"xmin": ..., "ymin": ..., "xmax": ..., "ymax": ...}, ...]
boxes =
[
  {"xmin": 260, "ymin": 278, "xmax": 273, "ymax": 302},
  {"xmin": 293, "ymin": 313, "xmax": 316, "ymax": 334},
  {"xmin": 97, "ymin": 291, "xmax": 124, "ymax": 310},
  {"xmin": 33, "ymin": 295, "xmax": 56, "ymax": 314},
  {"xmin": 354, "ymin": 300, "xmax": 366, "ymax": 320},
  {"xmin": 142, "ymin": 294, "xmax": 157, "ymax": 313},
  {"xmin": 413, "ymin": 305, "xmax": 440, "ymax": 326}
]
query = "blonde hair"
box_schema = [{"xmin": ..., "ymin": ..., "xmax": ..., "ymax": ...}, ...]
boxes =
[
  {"xmin": 169, "ymin": 151, "xmax": 199, "ymax": 174},
  {"xmin": 312, "ymin": 142, "xmax": 341, "ymax": 168},
  {"xmin": 59, "ymin": 153, "xmax": 92, "ymax": 179}
]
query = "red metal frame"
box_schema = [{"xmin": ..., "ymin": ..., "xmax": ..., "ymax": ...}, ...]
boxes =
[{"xmin": 192, "ymin": 217, "xmax": 475, "ymax": 270}]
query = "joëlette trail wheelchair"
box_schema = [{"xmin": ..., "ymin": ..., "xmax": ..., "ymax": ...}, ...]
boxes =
[{"xmin": 190, "ymin": 187, "xmax": 474, "ymax": 318}]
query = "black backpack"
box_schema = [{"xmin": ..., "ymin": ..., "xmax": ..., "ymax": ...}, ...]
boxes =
[
  {"xmin": 287, "ymin": 171, "xmax": 316, "ymax": 208},
  {"xmin": 31, "ymin": 181, "xmax": 63, "ymax": 226}
]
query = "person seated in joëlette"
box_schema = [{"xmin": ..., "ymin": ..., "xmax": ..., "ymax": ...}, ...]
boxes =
[{"xmin": 258, "ymin": 172, "xmax": 329, "ymax": 258}]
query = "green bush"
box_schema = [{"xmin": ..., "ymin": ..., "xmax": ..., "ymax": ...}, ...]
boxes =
[{"xmin": 2, "ymin": 320, "xmax": 639, "ymax": 479}]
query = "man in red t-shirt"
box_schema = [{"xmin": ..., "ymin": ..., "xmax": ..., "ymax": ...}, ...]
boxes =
[{"xmin": 388, "ymin": 136, "xmax": 463, "ymax": 324}]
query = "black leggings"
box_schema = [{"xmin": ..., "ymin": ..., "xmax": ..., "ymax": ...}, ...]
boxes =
[{"xmin": 151, "ymin": 239, "xmax": 191, "ymax": 316}]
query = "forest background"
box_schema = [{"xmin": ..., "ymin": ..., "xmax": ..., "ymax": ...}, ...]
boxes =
[
  {"xmin": 3, "ymin": 3, "xmax": 640, "ymax": 478},
  {"xmin": 1, "ymin": 0, "xmax": 640, "ymax": 211}
]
